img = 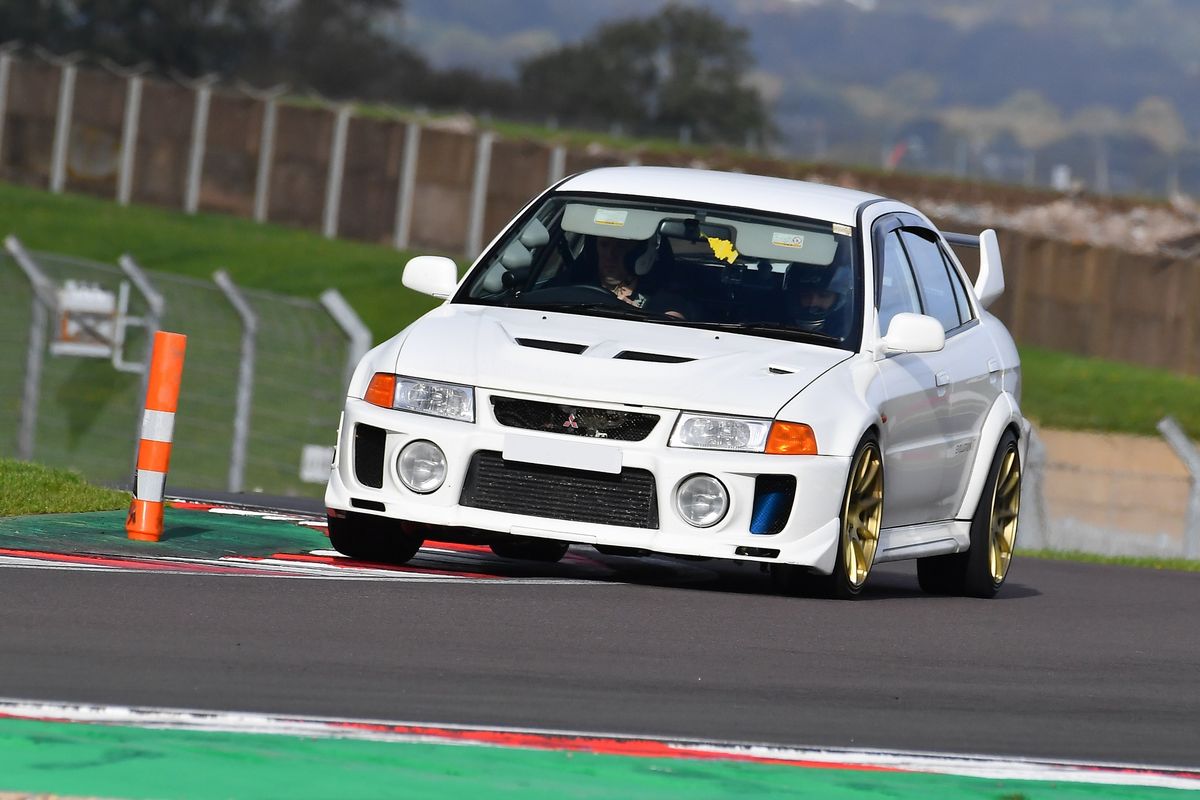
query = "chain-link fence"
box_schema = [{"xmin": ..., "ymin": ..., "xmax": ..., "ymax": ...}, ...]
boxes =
[{"xmin": 1, "ymin": 238, "xmax": 368, "ymax": 498}]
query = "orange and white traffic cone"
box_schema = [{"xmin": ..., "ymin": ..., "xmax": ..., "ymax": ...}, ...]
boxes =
[{"xmin": 126, "ymin": 331, "xmax": 187, "ymax": 542}]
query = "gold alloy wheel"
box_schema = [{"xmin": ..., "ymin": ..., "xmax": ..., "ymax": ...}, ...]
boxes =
[
  {"xmin": 988, "ymin": 445, "xmax": 1021, "ymax": 583},
  {"xmin": 841, "ymin": 443, "xmax": 884, "ymax": 588}
]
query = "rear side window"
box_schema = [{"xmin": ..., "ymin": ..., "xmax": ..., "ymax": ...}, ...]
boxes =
[
  {"xmin": 878, "ymin": 231, "xmax": 921, "ymax": 335},
  {"xmin": 900, "ymin": 230, "xmax": 960, "ymax": 332},
  {"xmin": 940, "ymin": 245, "xmax": 975, "ymax": 325}
]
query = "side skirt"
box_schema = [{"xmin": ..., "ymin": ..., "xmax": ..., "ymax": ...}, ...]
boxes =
[{"xmin": 875, "ymin": 520, "xmax": 971, "ymax": 563}]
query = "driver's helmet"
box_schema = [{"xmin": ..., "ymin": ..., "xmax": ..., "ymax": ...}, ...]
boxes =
[
  {"xmin": 783, "ymin": 262, "xmax": 852, "ymax": 335},
  {"xmin": 591, "ymin": 234, "xmax": 656, "ymax": 276}
]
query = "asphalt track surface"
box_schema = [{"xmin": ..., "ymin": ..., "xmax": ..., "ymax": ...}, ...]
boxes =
[{"xmin": 2, "ymin": 510, "xmax": 1198, "ymax": 772}]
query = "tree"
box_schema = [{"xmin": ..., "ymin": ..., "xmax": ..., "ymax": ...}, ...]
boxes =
[
  {"xmin": 271, "ymin": 0, "xmax": 426, "ymax": 100},
  {"xmin": 518, "ymin": 4, "xmax": 771, "ymax": 145},
  {"xmin": 7, "ymin": 0, "xmax": 274, "ymax": 75}
]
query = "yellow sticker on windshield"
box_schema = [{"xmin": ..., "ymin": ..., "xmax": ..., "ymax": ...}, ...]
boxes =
[{"xmin": 706, "ymin": 237, "xmax": 739, "ymax": 264}]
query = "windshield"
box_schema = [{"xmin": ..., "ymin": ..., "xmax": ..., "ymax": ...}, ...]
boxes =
[{"xmin": 454, "ymin": 194, "xmax": 861, "ymax": 349}]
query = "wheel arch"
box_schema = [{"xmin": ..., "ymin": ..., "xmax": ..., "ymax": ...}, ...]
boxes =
[{"xmin": 955, "ymin": 393, "xmax": 1028, "ymax": 520}]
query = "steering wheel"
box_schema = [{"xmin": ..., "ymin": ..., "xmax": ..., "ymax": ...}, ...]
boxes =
[{"xmin": 570, "ymin": 283, "xmax": 626, "ymax": 303}]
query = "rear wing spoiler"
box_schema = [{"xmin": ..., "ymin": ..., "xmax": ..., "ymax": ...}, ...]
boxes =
[{"xmin": 942, "ymin": 228, "xmax": 1004, "ymax": 309}]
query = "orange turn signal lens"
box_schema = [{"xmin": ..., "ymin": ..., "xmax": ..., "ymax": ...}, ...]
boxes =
[
  {"xmin": 364, "ymin": 373, "xmax": 396, "ymax": 408},
  {"xmin": 765, "ymin": 421, "xmax": 818, "ymax": 455}
]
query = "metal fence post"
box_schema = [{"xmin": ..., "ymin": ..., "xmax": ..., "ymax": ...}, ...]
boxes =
[
  {"xmin": 4, "ymin": 236, "xmax": 56, "ymax": 461},
  {"xmin": 393, "ymin": 120, "xmax": 421, "ymax": 250},
  {"xmin": 1157, "ymin": 416, "xmax": 1200, "ymax": 559},
  {"xmin": 118, "ymin": 254, "xmax": 164, "ymax": 478},
  {"xmin": 184, "ymin": 76, "xmax": 216, "ymax": 214},
  {"xmin": 50, "ymin": 59, "xmax": 78, "ymax": 194},
  {"xmin": 466, "ymin": 130, "xmax": 495, "ymax": 258},
  {"xmin": 319, "ymin": 288, "xmax": 371, "ymax": 391},
  {"xmin": 213, "ymin": 270, "xmax": 257, "ymax": 493},
  {"xmin": 323, "ymin": 104, "xmax": 352, "ymax": 239}
]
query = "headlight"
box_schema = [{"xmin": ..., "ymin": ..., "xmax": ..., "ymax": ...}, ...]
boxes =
[
  {"xmin": 669, "ymin": 413, "xmax": 772, "ymax": 452},
  {"xmin": 675, "ymin": 474, "xmax": 729, "ymax": 527},
  {"xmin": 397, "ymin": 440, "xmax": 447, "ymax": 493},
  {"xmin": 669, "ymin": 414, "xmax": 818, "ymax": 455},
  {"xmin": 364, "ymin": 373, "xmax": 475, "ymax": 422}
]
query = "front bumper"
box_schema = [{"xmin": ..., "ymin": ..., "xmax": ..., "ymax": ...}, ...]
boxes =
[{"xmin": 325, "ymin": 390, "xmax": 850, "ymax": 572}]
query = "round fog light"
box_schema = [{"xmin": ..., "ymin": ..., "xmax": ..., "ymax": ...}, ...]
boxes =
[
  {"xmin": 675, "ymin": 474, "xmax": 729, "ymax": 528},
  {"xmin": 398, "ymin": 440, "xmax": 446, "ymax": 493}
]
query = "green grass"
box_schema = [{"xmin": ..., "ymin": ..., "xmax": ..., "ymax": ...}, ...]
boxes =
[
  {"xmin": 0, "ymin": 458, "xmax": 129, "ymax": 516},
  {"xmin": 1019, "ymin": 345, "xmax": 1200, "ymax": 438},
  {"xmin": 1018, "ymin": 549, "xmax": 1200, "ymax": 572},
  {"xmin": 0, "ymin": 182, "xmax": 441, "ymax": 342}
]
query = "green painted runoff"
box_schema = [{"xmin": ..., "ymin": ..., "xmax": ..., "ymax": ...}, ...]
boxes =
[{"xmin": 0, "ymin": 717, "xmax": 1189, "ymax": 800}]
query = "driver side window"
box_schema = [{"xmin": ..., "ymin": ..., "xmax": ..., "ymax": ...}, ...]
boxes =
[{"xmin": 878, "ymin": 230, "xmax": 921, "ymax": 335}]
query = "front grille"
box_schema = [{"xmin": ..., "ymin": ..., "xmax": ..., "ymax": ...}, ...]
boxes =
[
  {"xmin": 491, "ymin": 396, "xmax": 659, "ymax": 442},
  {"xmin": 460, "ymin": 451, "xmax": 659, "ymax": 529}
]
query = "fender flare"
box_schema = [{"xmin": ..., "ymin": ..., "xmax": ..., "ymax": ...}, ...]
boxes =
[{"xmin": 955, "ymin": 393, "xmax": 1030, "ymax": 519}]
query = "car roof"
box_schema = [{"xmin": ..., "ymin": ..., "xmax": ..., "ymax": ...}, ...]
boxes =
[{"xmin": 556, "ymin": 166, "xmax": 886, "ymax": 227}]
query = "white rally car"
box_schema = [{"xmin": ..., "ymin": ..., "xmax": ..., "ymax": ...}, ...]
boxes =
[{"xmin": 325, "ymin": 167, "xmax": 1028, "ymax": 599}]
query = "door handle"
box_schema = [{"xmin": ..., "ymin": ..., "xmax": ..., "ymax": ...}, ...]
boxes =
[{"xmin": 935, "ymin": 370, "xmax": 950, "ymax": 387}]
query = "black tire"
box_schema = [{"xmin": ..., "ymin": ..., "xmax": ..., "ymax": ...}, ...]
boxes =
[
  {"xmin": 917, "ymin": 430, "xmax": 1021, "ymax": 598},
  {"xmin": 326, "ymin": 511, "xmax": 423, "ymax": 565},
  {"xmin": 773, "ymin": 435, "xmax": 883, "ymax": 600},
  {"xmin": 490, "ymin": 538, "xmax": 570, "ymax": 563}
]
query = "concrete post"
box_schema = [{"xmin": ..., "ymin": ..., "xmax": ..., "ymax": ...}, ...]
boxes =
[
  {"xmin": 117, "ymin": 75, "xmax": 144, "ymax": 206},
  {"xmin": 253, "ymin": 95, "xmax": 280, "ymax": 223},
  {"xmin": 0, "ymin": 46, "xmax": 17, "ymax": 168},
  {"xmin": 547, "ymin": 144, "xmax": 566, "ymax": 187},
  {"xmin": 213, "ymin": 270, "xmax": 258, "ymax": 493},
  {"xmin": 466, "ymin": 131, "xmax": 495, "ymax": 258},
  {"xmin": 322, "ymin": 104, "xmax": 352, "ymax": 239},
  {"xmin": 393, "ymin": 120, "xmax": 421, "ymax": 250},
  {"xmin": 50, "ymin": 62, "xmax": 78, "ymax": 193},
  {"xmin": 184, "ymin": 78, "xmax": 216, "ymax": 214}
]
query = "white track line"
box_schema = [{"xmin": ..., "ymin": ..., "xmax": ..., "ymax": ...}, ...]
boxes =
[{"xmin": 0, "ymin": 699, "xmax": 1195, "ymax": 790}]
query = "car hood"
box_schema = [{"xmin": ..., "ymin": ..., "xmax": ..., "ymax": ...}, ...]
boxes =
[{"xmin": 390, "ymin": 305, "xmax": 851, "ymax": 417}]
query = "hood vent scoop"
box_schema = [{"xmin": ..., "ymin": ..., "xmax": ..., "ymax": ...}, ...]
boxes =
[
  {"xmin": 615, "ymin": 350, "xmax": 695, "ymax": 364},
  {"xmin": 516, "ymin": 338, "xmax": 588, "ymax": 354}
]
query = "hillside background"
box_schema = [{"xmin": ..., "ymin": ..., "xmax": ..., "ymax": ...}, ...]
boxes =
[{"xmin": 399, "ymin": 0, "xmax": 1200, "ymax": 196}]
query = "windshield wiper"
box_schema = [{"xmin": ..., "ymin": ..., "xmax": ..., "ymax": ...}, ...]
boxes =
[
  {"xmin": 677, "ymin": 320, "xmax": 843, "ymax": 345},
  {"xmin": 513, "ymin": 301, "xmax": 651, "ymax": 320}
]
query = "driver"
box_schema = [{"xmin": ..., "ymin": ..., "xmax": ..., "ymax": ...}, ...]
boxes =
[
  {"xmin": 784, "ymin": 262, "xmax": 852, "ymax": 339},
  {"xmin": 594, "ymin": 236, "xmax": 690, "ymax": 319}
]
